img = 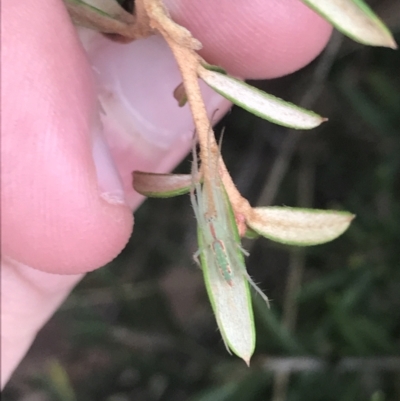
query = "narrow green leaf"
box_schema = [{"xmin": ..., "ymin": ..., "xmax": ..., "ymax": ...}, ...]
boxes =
[
  {"xmin": 64, "ymin": 0, "xmax": 134, "ymax": 33},
  {"xmin": 66, "ymin": 0, "xmax": 132, "ymax": 19},
  {"xmin": 190, "ymin": 145, "xmax": 257, "ymax": 364},
  {"xmin": 300, "ymin": 0, "xmax": 397, "ymax": 48},
  {"xmin": 252, "ymin": 297, "xmax": 305, "ymax": 354},
  {"xmin": 355, "ymin": 317, "xmax": 395, "ymax": 353},
  {"xmin": 47, "ymin": 360, "xmax": 77, "ymax": 401},
  {"xmin": 328, "ymin": 296, "xmax": 370, "ymax": 354},
  {"xmin": 133, "ymin": 171, "xmax": 196, "ymax": 198},
  {"xmin": 198, "ymin": 65, "xmax": 326, "ymax": 130},
  {"xmin": 201, "ymin": 62, "xmax": 228, "ymax": 75},
  {"xmin": 297, "ymin": 269, "xmax": 352, "ymax": 302},
  {"xmin": 193, "ymin": 192, "xmax": 256, "ymax": 363},
  {"xmin": 371, "ymin": 391, "xmax": 386, "ymax": 401},
  {"xmin": 247, "ymin": 206, "xmax": 354, "ymax": 246},
  {"xmin": 198, "ymin": 228, "xmax": 255, "ymax": 364}
]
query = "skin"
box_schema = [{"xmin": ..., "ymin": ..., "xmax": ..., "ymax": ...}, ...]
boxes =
[{"xmin": 1, "ymin": 0, "xmax": 332, "ymax": 388}]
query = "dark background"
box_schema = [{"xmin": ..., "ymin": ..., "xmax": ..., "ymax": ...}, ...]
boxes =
[{"xmin": 3, "ymin": 1, "xmax": 400, "ymax": 400}]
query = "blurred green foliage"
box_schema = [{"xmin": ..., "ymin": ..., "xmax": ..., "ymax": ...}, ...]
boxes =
[{"xmin": 4, "ymin": 6, "xmax": 400, "ymax": 401}]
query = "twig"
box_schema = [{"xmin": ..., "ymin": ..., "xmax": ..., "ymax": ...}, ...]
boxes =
[
  {"xmin": 139, "ymin": 0, "xmax": 251, "ymax": 224},
  {"xmin": 262, "ymin": 356, "xmax": 400, "ymax": 373},
  {"xmin": 271, "ymin": 151, "xmax": 315, "ymax": 401},
  {"xmin": 268, "ymin": 33, "xmax": 343, "ymax": 401},
  {"xmin": 256, "ymin": 32, "xmax": 343, "ymax": 208}
]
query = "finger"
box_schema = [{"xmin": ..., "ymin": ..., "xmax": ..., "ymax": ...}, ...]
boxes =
[
  {"xmin": 1, "ymin": 257, "xmax": 83, "ymax": 389},
  {"xmin": 165, "ymin": 0, "xmax": 333, "ymax": 78},
  {"xmin": 2, "ymin": 0, "xmax": 134, "ymax": 274}
]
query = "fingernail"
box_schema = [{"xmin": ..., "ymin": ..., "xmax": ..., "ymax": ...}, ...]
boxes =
[{"xmin": 92, "ymin": 125, "xmax": 126, "ymax": 205}]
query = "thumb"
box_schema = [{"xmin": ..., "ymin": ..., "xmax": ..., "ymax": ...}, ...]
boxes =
[{"xmin": 2, "ymin": 0, "xmax": 133, "ymax": 274}]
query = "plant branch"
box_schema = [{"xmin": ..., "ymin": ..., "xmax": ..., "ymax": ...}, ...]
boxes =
[
  {"xmin": 139, "ymin": 0, "xmax": 251, "ymax": 222},
  {"xmin": 256, "ymin": 32, "xmax": 343, "ymax": 208}
]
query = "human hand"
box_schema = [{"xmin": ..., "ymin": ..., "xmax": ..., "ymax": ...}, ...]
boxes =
[{"xmin": 1, "ymin": 0, "xmax": 332, "ymax": 388}]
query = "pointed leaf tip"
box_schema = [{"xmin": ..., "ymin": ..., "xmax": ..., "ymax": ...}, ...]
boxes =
[
  {"xmin": 201, "ymin": 252, "xmax": 256, "ymax": 363},
  {"xmin": 247, "ymin": 206, "xmax": 354, "ymax": 246},
  {"xmin": 300, "ymin": 0, "xmax": 397, "ymax": 49},
  {"xmin": 198, "ymin": 66, "xmax": 326, "ymax": 130},
  {"xmin": 243, "ymin": 357, "xmax": 251, "ymax": 367}
]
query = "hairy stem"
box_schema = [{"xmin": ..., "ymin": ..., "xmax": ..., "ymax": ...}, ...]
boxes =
[{"xmin": 140, "ymin": 0, "xmax": 251, "ymax": 222}]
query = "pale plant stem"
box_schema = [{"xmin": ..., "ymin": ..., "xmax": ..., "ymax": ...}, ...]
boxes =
[
  {"xmin": 165, "ymin": 40, "xmax": 249, "ymax": 216},
  {"xmin": 262, "ymin": 35, "xmax": 343, "ymax": 401},
  {"xmin": 263, "ymin": 357, "xmax": 400, "ymax": 373},
  {"xmin": 141, "ymin": 0, "xmax": 250, "ymax": 220},
  {"xmin": 141, "ymin": 0, "xmax": 213, "ymax": 175},
  {"xmin": 163, "ymin": 42, "xmax": 215, "ymax": 176},
  {"xmin": 256, "ymin": 32, "xmax": 343, "ymax": 208},
  {"xmin": 271, "ymin": 152, "xmax": 315, "ymax": 401}
]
